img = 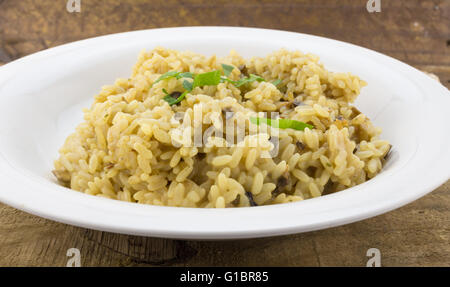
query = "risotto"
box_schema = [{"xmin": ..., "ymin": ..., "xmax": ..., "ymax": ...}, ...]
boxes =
[{"xmin": 53, "ymin": 47, "xmax": 391, "ymax": 208}]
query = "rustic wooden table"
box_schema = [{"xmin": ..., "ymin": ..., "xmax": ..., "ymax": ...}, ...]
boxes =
[{"xmin": 0, "ymin": 0, "xmax": 449, "ymax": 266}]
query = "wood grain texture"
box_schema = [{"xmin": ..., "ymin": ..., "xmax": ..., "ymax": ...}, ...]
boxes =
[{"xmin": 0, "ymin": 0, "xmax": 449, "ymax": 266}]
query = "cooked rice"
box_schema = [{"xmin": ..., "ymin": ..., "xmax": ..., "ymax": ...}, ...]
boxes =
[{"xmin": 53, "ymin": 47, "xmax": 391, "ymax": 208}]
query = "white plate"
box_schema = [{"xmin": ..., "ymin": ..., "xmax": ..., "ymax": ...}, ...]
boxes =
[{"xmin": 0, "ymin": 27, "xmax": 449, "ymax": 239}]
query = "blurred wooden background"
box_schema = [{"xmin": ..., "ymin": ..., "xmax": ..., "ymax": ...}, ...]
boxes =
[{"xmin": 0, "ymin": 0, "xmax": 449, "ymax": 266}]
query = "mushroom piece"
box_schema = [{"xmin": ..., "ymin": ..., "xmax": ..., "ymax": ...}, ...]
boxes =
[
  {"xmin": 238, "ymin": 65, "xmax": 249, "ymax": 77},
  {"xmin": 296, "ymin": 141, "xmax": 305, "ymax": 151},
  {"xmin": 230, "ymin": 194, "xmax": 241, "ymax": 207},
  {"xmin": 272, "ymin": 172, "xmax": 290, "ymax": 198},
  {"xmin": 245, "ymin": 191, "xmax": 258, "ymax": 206}
]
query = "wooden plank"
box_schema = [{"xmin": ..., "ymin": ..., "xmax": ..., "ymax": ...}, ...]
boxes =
[{"xmin": 0, "ymin": 0, "xmax": 448, "ymax": 86}]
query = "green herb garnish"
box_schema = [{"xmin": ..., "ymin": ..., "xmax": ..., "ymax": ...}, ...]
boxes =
[
  {"xmin": 163, "ymin": 91, "xmax": 188, "ymax": 106},
  {"xmin": 220, "ymin": 77, "xmax": 236, "ymax": 84},
  {"xmin": 177, "ymin": 72, "xmax": 194, "ymax": 79},
  {"xmin": 271, "ymin": 79, "xmax": 282, "ymax": 86},
  {"xmin": 250, "ymin": 117, "xmax": 314, "ymax": 131},
  {"xmin": 193, "ymin": 70, "xmax": 222, "ymax": 88},
  {"xmin": 161, "ymin": 70, "xmax": 220, "ymax": 106},
  {"xmin": 158, "ymin": 67, "xmax": 281, "ymax": 106},
  {"xmin": 221, "ymin": 64, "xmax": 235, "ymax": 77},
  {"xmin": 182, "ymin": 79, "xmax": 193, "ymax": 91},
  {"xmin": 152, "ymin": 71, "xmax": 180, "ymax": 87},
  {"xmin": 152, "ymin": 71, "xmax": 194, "ymax": 88},
  {"xmin": 235, "ymin": 74, "xmax": 265, "ymax": 87},
  {"xmin": 249, "ymin": 74, "xmax": 265, "ymax": 82}
]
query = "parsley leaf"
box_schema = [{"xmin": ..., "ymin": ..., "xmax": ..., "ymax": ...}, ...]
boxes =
[
  {"xmin": 152, "ymin": 71, "xmax": 180, "ymax": 87},
  {"xmin": 221, "ymin": 64, "xmax": 235, "ymax": 77},
  {"xmin": 193, "ymin": 70, "xmax": 222, "ymax": 88},
  {"xmin": 163, "ymin": 91, "xmax": 188, "ymax": 106},
  {"xmin": 152, "ymin": 71, "xmax": 194, "ymax": 87},
  {"xmin": 183, "ymin": 79, "xmax": 193, "ymax": 91}
]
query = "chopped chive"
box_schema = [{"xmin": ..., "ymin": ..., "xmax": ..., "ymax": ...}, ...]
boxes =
[
  {"xmin": 250, "ymin": 117, "xmax": 314, "ymax": 131},
  {"xmin": 221, "ymin": 64, "xmax": 235, "ymax": 77},
  {"xmin": 177, "ymin": 72, "xmax": 194, "ymax": 79},
  {"xmin": 220, "ymin": 76, "xmax": 237, "ymax": 84},
  {"xmin": 271, "ymin": 79, "xmax": 282, "ymax": 86},
  {"xmin": 193, "ymin": 70, "xmax": 221, "ymax": 88},
  {"xmin": 152, "ymin": 71, "xmax": 194, "ymax": 87},
  {"xmin": 235, "ymin": 74, "xmax": 266, "ymax": 87},
  {"xmin": 249, "ymin": 74, "xmax": 265, "ymax": 82},
  {"xmin": 152, "ymin": 71, "xmax": 180, "ymax": 87},
  {"xmin": 162, "ymin": 88, "xmax": 169, "ymax": 95}
]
